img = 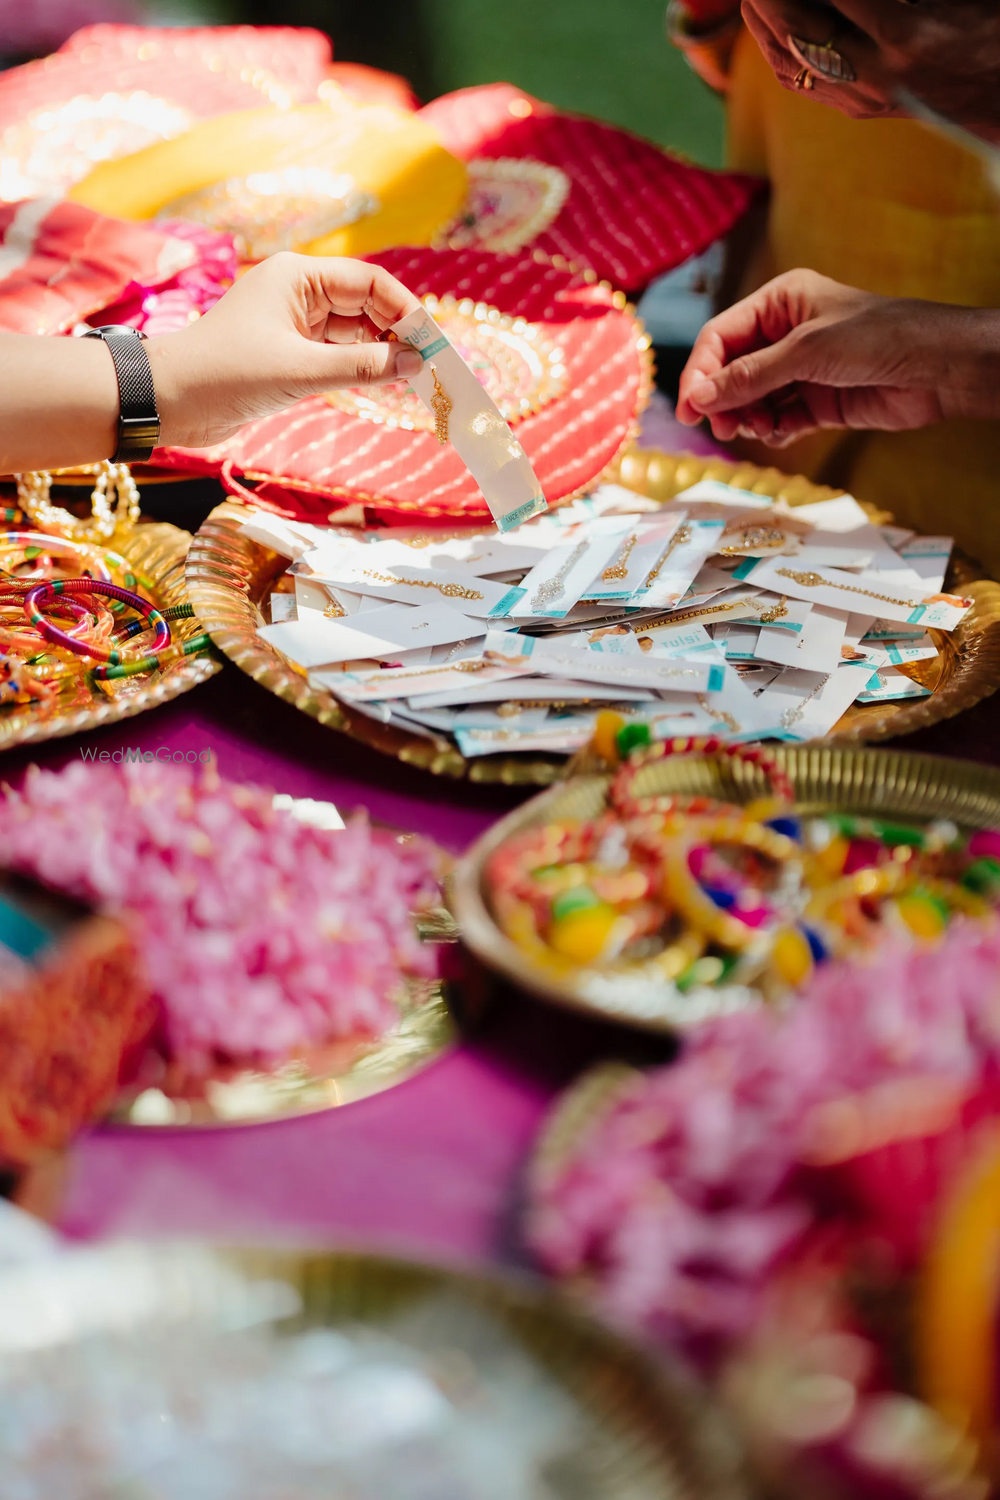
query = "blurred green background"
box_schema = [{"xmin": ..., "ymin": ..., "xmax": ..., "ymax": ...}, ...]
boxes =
[{"xmin": 227, "ymin": 0, "xmax": 725, "ymax": 166}]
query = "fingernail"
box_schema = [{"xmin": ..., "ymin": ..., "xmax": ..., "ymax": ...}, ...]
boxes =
[
  {"xmin": 396, "ymin": 348, "xmax": 423, "ymax": 379},
  {"xmin": 689, "ymin": 377, "xmax": 716, "ymax": 409}
]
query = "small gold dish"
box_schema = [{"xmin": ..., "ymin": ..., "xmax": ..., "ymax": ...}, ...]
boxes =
[
  {"xmin": 452, "ymin": 745, "xmax": 1000, "ymax": 1034},
  {"xmin": 0, "ymin": 520, "xmax": 221, "ymax": 754}
]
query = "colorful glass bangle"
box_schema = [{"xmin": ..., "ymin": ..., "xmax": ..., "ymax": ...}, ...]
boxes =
[
  {"xmin": 92, "ymin": 632, "xmax": 214, "ymax": 681},
  {"xmin": 0, "ymin": 531, "xmax": 114, "ymax": 587},
  {"xmin": 24, "ymin": 578, "xmax": 169, "ymax": 663},
  {"xmin": 610, "ymin": 736, "xmax": 795, "ymax": 818}
]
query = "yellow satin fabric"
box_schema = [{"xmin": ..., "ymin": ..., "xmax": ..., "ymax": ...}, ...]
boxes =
[
  {"xmin": 69, "ymin": 99, "xmax": 468, "ymax": 260},
  {"xmin": 727, "ymin": 29, "xmax": 1000, "ymax": 575}
]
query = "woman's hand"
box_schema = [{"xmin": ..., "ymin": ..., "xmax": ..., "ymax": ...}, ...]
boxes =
[
  {"xmin": 742, "ymin": 0, "xmax": 1000, "ymax": 134},
  {"xmin": 676, "ymin": 268, "xmax": 1000, "ymax": 445},
  {"xmin": 148, "ymin": 252, "xmax": 424, "ymax": 449}
]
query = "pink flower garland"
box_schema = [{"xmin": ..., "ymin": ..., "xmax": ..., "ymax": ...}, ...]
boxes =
[
  {"xmin": 0, "ymin": 761, "xmax": 441, "ymax": 1078},
  {"xmin": 528, "ymin": 922, "xmax": 1000, "ymax": 1354}
]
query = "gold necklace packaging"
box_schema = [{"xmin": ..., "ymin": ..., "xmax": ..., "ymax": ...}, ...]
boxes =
[{"xmin": 390, "ymin": 304, "xmax": 548, "ymax": 533}]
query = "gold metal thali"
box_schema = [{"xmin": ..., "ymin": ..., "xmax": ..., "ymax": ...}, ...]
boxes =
[
  {"xmin": 452, "ymin": 745, "xmax": 1000, "ymax": 1034},
  {"xmin": 185, "ymin": 447, "xmax": 1000, "ymax": 786},
  {"xmin": 0, "ymin": 518, "xmax": 221, "ymax": 752},
  {"xmin": 109, "ymin": 834, "xmax": 459, "ymax": 1129}
]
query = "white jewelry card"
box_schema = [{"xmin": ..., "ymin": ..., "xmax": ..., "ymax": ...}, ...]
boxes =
[
  {"xmin": 454, "ymin": 722, "xmax": 597, "ymax": 758},
  {"xmin": 897, "ymin": 536, "xmax": 953, "ymax": 595},
  {"xmin": 258, "ymin": 603, "xmax": 488, "ymax": 670},
  {"xmin": 723, "ymin": 624, "xmax": 760, "ymax": 662},
  {"xmin": 294, "ymin": 576, "xmax": 335, "ymax": 616},
  {"xmin": 509, "ymin": 518, "xmax": 633, "ymax": 619},
  {"xmin": 641, "ymin": 519, "xmax": 726, "ymax": 608},
  {"xmin": 582, "ymin": 515, "xmax": 689, "ymax": 603},
  {"xmin": 739, "ymin": 557, "xmax": 973, "ymax": 629},
  {"xmin": 638, "ymin": 589, "xmax": 772, "ymax": 638},
  {"xmin": 331, "ymin": 657, "xmax": 533, "ymax": 702},
  {"xmin": 628, "ymin": 622, "xmax": 715, "ymax": 658},
  {"xmin": 861, "ymin": 618, "xmax": 930, "ymax": 642},
  {"xmin": 238, "ymin": 513, "xmax": 331, "ymax": 559},
  {"xmin": 753, "ymin": 593, "xmax": 812, "ymax": 634},
  {"xmin": 671, "ymin": 478, "xmax": 773, "ymax": 510},
  {"xmin": 754, "ymin": 663, "xmax": 871, "ymax": 740},
  {"xmin": 391, "ymin": 305, "xmax": 548, "ymax": 533},
  {"xmin": 268, "ymin": 593, "xmax": 297, "ymax": 623},
  {"xmin": 407, "ymin": 678, "xmax": 658, "ymax": 710},
  {"xmin": 753, "ymin": 605, "xmax": 846, "ymax": 673},
  {"xmin": 482, "ymin": 631, "xmax": 723, "ymax": 693},
  {"xmin": 451, "ymin": 704, "xmax": 552, "ymax": 731},
  {"xmin": 306, "ymin": 559, "xmax": 526, "ymax": 618},
  {"xmin": 350, "ymin": 531, "xmax": 552, "ymax": 578}
]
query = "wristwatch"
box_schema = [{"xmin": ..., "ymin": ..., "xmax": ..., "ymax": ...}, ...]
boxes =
[{"xmin": 83, "ymin": 324, "xmax": 161, "ymax": 464}]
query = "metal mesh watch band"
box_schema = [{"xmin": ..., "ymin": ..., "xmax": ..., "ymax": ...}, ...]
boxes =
[{"xmin": 83, "ymin": 325, "xmax": 161, "ymax": 464}]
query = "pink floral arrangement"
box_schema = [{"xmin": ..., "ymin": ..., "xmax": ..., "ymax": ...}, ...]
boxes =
[
  {"xmin": 528, "ymin": 923, "xmax": 1000, "ymax": 1356},
  {"xmin": 0, "ymin": 760, "xmax": 442, "ymax": 1080}
]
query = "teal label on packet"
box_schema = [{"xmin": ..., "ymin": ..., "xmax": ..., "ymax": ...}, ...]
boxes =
[
  {"xmin": 413, "ymin": 335, "xmax": 449, "ymax": 361},
  {"xmin": 730, "ymin": 558, "xmax": 759, "ymax": 582},
  {"xmin": 707, "ymin": 664, "xmax": 725, "ymax": 692},
  {"xmin": 0, "ymin": 897, "xmax": 50, "ymax": 961},
  {"xmin": 489, "ymin": 587, "xmax": 527, "ymax": 617},
  {"xmin": 907, "ymin": 606, "xmax": 927, "ymax": 623},
  {"xmin": 497, "ymin": 496, "xmax": 548, "ymax": 532}
]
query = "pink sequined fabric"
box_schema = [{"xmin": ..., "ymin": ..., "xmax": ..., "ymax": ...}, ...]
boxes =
[
  {"xmin": 528, "ymin": 923, "xmax": 1000, "ymax": 1354},
  {"xmin": 0, "ymin": 761, "xmax": 441, "ymax": 1079},
  {"xmin": 93, "ymin": 219, "xmax": 236, "ymax": 336}
]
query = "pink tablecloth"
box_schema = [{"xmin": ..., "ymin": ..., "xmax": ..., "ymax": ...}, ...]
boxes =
[{"xmin": 8, "ymin": 668, "xmax": 665, "ymax": 1265}]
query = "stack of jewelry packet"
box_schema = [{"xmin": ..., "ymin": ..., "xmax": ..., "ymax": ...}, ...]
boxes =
[{"xmin": 248, "ymin": 477, "xmax": 971, "ymax": 757}]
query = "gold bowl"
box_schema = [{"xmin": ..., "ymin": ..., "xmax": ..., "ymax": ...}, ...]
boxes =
[
  {"xmin": 452, "ymin": 745, "xmax": 1000, "ymax": 1033},
  {"xmin": 185, "ymin": 448, "xmax": 1000, "ymax": 785}
]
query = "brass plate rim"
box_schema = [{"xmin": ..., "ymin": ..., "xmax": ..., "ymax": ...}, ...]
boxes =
[
  {"xmin": 107, "ymin": 975, "xmax": 456, "ymax": 1132},
  {"xmin": 451, "ymin": 745, "xmax": 1000, "ymax": 1035}
]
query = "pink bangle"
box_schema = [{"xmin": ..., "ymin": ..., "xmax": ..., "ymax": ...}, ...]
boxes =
[{"xmin": 24, "ymin": 578, "xmax": 169, "ymax": 664}]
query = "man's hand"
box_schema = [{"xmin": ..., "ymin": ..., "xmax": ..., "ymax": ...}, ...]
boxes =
[
  {"xmin": 148, "ymin": 252, "xmax": 424, "ymax": 449},
  {"xmin": 742, "ymin": 0, "xmax": 1000, "ymax": 135},
  {"xmin": 676, "ymin": 268, "xmax": 1000, "ymax": 445}
]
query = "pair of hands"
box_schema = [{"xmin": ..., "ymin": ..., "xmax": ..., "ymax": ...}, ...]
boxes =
[
  {"xmin": 682, "ymin": 0, "xmax": 1000, "ymax": 137},
  {"xmin": 676, "ymin": 269, "xmax": 1000, "ymax": 446}
]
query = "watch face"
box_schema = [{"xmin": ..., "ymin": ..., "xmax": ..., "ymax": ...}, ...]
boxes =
[{"xmin": 89, "ymin": 324, "xmax": 143, "ymax": 338}]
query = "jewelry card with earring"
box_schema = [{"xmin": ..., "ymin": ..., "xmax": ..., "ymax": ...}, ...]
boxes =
[{"xmin": 391, "ymin": 304, "xmax": 548, "ymax": 533}]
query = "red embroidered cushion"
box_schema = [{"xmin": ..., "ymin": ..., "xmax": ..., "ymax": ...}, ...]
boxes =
[{"xmin": 419, "ymin": 82, "xmax": 761, "ymax": 292}]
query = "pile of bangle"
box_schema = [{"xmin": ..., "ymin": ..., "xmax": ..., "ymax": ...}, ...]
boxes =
[
  {"xmin": 487, "ymin": 739, "xmax": 1000, "ymax": 1003},
  {"xmin": 0, "ymin": 529, "xmax": 213, "ymax": 707}
]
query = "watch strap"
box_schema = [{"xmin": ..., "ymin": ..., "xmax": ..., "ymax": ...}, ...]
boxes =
[{"xmin": 83, "ymin": 325, "xmax": 161, "ymax": 464}]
